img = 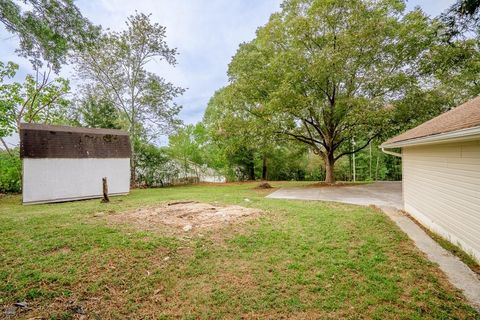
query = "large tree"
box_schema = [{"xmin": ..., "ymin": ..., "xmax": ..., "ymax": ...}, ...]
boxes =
[
  {"xmin": 74, "ymin": 13, "xmax": 184, "ymax": 181},
  {"xmin": 0, "ymin": 0, "xmax": 99, "ymax": 72},
  {"xmin": 227, "ymin": 0, "xmax": 443, "ymax": 183},
  {"xmin": 74, "ymin": 13, "xmax": 183, "ymax": 142}
]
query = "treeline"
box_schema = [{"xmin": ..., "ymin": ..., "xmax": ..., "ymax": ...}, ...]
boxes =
[
  {"xmin": 1, "ymin": 0, "xmax": 480, "ymax": 192},
  {"xmin": 165, "ymin": 123, "xmax": 401, "ymax": 184}
]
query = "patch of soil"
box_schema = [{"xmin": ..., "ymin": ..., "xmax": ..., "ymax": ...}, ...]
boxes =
[
  {"xmin": 109, "ymin": 201, "xmax": 263, "ymax": 233},
  {"xmin": 46, "ymin": 246, "xmax": 72, "ymax": 255},
  {"xmin": 255, "ymin": 182, "xmax": 273, "ymax": 189}
]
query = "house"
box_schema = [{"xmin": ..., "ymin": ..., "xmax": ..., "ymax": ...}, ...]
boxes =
[
  {"xmin": 381, "ymin": 96, "xmax": 480, "ymax": 262},
  {"xmin": 20, "ymin": 123, "xmax": 131, "ymax": 204}
]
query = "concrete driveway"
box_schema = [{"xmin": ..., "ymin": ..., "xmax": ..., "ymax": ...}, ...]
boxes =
[{"xmin": 267, "ymin": 181, "xmax": 403, "ymax": 209}]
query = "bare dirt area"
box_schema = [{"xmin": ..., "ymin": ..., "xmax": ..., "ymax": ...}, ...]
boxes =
[{"xmin": 109, "ymin": 201, "xmax": 263, "ymax": 233}]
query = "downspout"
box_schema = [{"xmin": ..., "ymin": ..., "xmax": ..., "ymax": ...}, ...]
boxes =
[{"xmin": 381, "ymin": 147, "xmax": 402, "ymax": 157}]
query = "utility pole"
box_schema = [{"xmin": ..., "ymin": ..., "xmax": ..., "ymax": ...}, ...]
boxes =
[
  {"xmin": 352, "ymin": 138, "xmax": 356, "ymax": 182},
  {"xmin": 369, "ymin": 141, "xmax": 372, "ymax": 180}
]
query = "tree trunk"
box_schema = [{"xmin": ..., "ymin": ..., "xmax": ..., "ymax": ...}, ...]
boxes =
[
  {"xmin": 130, "ymin": 158, "xmax": 136, "ymax": 186},
  {"xmin": 262, "ymin": 155, "xmax": 268, "ymax": 181},
  {"xmin": 248, "ymin": 163, "xmax": 255, "ymax": 181},
  {"xmin": 130, "ymin": 126, "xmax": 136, "ymax": 187},
  {"xmin": 324, "ymin": 152, "xmax": 336, "ymax": 184},
  {"xmin": 0, "ymin": 138, "xmax": 12, "ymax": 157}
]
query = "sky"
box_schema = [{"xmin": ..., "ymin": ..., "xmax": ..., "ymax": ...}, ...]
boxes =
[{"xmin": 1, "ymin": 0, "xmax": 456, "ymax": 148}]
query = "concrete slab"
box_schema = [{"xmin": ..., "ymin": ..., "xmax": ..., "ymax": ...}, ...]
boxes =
[
  {"xmin": 266, "ymin": 182, "xmax": 480, "ymax": 310},
  {"xmin": 267, "ymin": 181, "xmax": 403, "ymax": 209}
]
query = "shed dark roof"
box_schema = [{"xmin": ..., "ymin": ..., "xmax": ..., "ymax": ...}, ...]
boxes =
[
  {"xmin": 20, "ymin": 123, "xmax": 131, "ymax": 159},
  {"xmin": 382, "ymin": 96, "xmax": 480, "ymax": 146},
  {"xmin": 19, "ymin": 123, "xmax": 129, "ymax": 135}
]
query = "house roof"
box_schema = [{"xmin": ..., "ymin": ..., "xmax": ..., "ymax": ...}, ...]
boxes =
[
  {"xmin": 20, "ymin": 123, "xmax": 131, "ymax": 159},
  {"xmin": 382, "ymin": 96, "xmax": 480, "ymax": 148}
]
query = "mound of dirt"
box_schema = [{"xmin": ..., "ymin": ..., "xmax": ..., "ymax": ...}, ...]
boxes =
[
  {"xmin": 109, "ymin": 201, "xmax": 262, "ymax": 232},
  {"xmin": 255, "ymin": 182, "xmax": 273, "ymax": 189}
]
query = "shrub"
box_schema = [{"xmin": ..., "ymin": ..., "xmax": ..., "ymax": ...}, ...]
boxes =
[
  {"xmin": 135, "ymin": 143, "xmax": 179, "ymax": 187},
  {"xmin": 0, "ymin": 150, "xmax": 21, "ymax": 193}
]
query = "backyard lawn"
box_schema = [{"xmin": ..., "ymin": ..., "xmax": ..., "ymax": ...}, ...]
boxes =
[{"xmin": 0, "ymin": 182, "xmax": 478, "ymax": 319}]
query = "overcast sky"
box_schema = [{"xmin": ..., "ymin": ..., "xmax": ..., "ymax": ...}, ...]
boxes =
[{"xmin": 1, "ymin": 0, "xmax": 455, "ymax": 148}]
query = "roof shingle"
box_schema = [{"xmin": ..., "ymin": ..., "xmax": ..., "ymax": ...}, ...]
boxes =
[{"xmin": 382, "ymin": 95, "xmax": 480, "ymax": 146}]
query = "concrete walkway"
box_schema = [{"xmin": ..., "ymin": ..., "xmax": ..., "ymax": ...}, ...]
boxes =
[
  {"xmin": 381, "ymin": 207, "xmax": 480, "ymax": 310},
  {"xmin": 267, "ymin": 182, "xmax": 480, "ymax": 310}
]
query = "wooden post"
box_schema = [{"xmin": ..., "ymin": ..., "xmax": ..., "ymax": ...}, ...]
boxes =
[{"xmin": 102, "ymin": 177, "xmax": 110, "ymax": 203}]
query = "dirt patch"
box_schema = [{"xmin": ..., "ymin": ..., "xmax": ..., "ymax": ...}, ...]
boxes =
[
  {"xmin": 255, "ymin": 182, "xmax": 273, "ymax": 189},
  {"xmin": 46, "ymin": 246, "xmax": 72, "ymax": 255},
  {"xmin": 109, "ymin": 201, "xmax": 263, "ymax": 233}
]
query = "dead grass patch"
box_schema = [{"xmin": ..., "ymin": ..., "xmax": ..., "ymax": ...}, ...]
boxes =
[
  {"xmin": 109, "ymin": 201, "xmax": 263, "ymax": 234},
  {"xmin": 45, "ymin": 246, "xmax": 72, "ymax": 255}
]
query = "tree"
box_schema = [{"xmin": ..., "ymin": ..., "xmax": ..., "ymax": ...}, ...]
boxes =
[
  {"xmin": 74, "ymin": 13, "xmax": 184, "ymax": 181},
  {"xmin": 73, "ymin": 86, "xmax": 121, "ymax": 129},
  {"xmin": 0, "ymin": 0, "xmax": 99, "ymax": 72},
  {"xmin": 0, "ymin": 61, "xmax": 70, "ymax": 154},
  {"xmin": 0, "ymin": 61, "xmax": 18, "ymax": 141},
  {"xmin": 227, "ymin": 0, "xmax": 442, "ymax": 183},
  {"xmin": 135, "ymin": 143, "xmax": 178, "ymax": 187},
  {"xmin": 168, "ymin": 123, "xmax": 209, "ymax": 180},
  {"xmin": 441, "ymin": 0, "xmax": 480, "ymax": 40},
  {"xmin": 204, "ymin": 86, "xmax": 277, "ymax": 181},
  {"xmin": 74, "ymin": 12, "xmax": 184, "ymax": 141}
]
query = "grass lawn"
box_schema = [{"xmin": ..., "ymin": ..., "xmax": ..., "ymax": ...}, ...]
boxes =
[{"xmin": 0, "ymin": 182, "xmax": 478, "ymax": 319}]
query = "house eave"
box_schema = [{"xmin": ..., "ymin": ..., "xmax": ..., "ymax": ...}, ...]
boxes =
[{"xmin": 381, "ymin": 126, "xmax": 480, "ymax": 149}]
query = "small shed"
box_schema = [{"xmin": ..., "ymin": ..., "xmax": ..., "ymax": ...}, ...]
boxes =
[
  {"xmin": 381, "ymin": 96, "xmax": 480, "ymax": 262},
  {"xmin": 20, "ymin": 123, "xmax": 131, "ymax": 204}
]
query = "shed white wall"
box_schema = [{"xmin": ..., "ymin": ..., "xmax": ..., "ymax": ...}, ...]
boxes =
[
  {"xmin": 402, "ymin": 140, "xmax": 480, "ymax": 262},
  {"xmin": 23, "ymin": 158, "xmax": 130, "ymax": 204}
]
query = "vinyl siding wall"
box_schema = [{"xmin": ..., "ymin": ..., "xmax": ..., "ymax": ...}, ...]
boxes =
[{"xmin": 402, "ymin": 140, "xmax": 480, "ymax": 262}]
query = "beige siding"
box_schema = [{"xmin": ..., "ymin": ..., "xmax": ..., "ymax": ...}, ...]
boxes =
[{"xmin": 402, "ymin": 140, "xmax": 480, "ymax": 262}]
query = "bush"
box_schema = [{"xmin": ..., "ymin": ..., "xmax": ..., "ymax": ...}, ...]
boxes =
[
  {"xmin": 0, "ymin": 150, "xmax": 21, "ymax": 193},
  {"xmin": 135, "ymin": 143, "xmax": 179, "ymax": 187}
]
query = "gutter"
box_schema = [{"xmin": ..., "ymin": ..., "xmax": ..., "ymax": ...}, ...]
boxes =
[
  {"xmin": 381, "ymin": 126, "xmax": 480, "ymax": 149},
  {"xmin": 381, "ymin": 147, "xmax": 402, "ymax": 157}
]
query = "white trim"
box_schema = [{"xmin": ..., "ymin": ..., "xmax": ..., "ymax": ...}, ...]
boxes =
[
  {"xmin": 381, "ymin": 126, "xmax": 480, "ymax": 149},
  {"xmin": 405, "ymin": 203, "xmax": 480, "ymax": 263}
]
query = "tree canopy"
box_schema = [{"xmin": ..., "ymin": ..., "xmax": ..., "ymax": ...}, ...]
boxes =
[
  {"xmin": 224, "ymin": 0, "xmax": 478, "ymax": 183},
  {"xmin": 0, "ymin": 61, "xmax": 70, "ymax": 151},
  {"xmin": 0, "ymin": 0, "xmax": 99, "ymax": 72},
  {"xmin": 74, "ymin": 13, "xmax": 184, "ymax": 145}
]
